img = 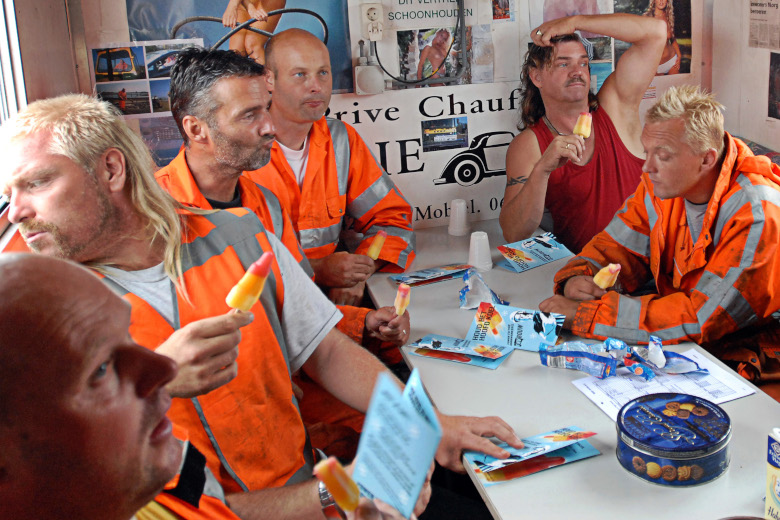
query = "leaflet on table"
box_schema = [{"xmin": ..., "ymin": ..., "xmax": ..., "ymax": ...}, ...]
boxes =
[
  {"xmin": 497, "ymin": 232, "xmax": 572, "ymax": 273},
  {"xmin": 464, "ymin": 426, "xmax": 597, "ymax": 473},
  {"xmin": 465, "ymin": 302, "xmax": 564, "ymax": 352},
  {"xmin": 572, "ymin": 349, "xmax": 756, "ymax": 421},
  {"xmin": 470, "ymin": 441, "xmax": 601, "ymax": 487},
  {"xmin": 407, "ymin": 335, "xmax": 513, "ymax": 369},
  {"xmin": 352, "ymin": 370, "xmax": 442, "ymax": 519},
  {"xmin": 389, "ymin": 263, "xmax": 472, "ymax": 286}
]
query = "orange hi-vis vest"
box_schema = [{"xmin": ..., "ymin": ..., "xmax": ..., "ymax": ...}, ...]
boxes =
[
  {"xmin": 249, "ymin": 117, "xmax": 415, "ymax": 271},
  {"xmin": 554, "ymin": 135, "xmax": 780, "ymax": 351},
  {"xmin": 100, "ymin": 209, "xmax": 315, "ymax": 495},
  {"xmin": 155, "ymin": 150, "xmax": 368, "ymax": 454}
]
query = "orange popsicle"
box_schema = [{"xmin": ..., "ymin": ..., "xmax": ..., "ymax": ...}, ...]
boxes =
[
  {"xmin": 573, "ymin": 112, "xmax": 592, "ymax": 139},
  {"xmin": 313, "ymin": 456, "xmax": 360, "ymax": 512},
  {"xmin": 225, "ymin": 252, "xmax": 274, "ymax": 311},
  {"xmin": 593, "ymin": 263, "xmax": 621, "ymax": 289},
  {"xmin": 366, "ymin": 230, "xmax": 387, "ymax": 260},
  {"xmin": 394, "ymin": 283, "xmax": 411, "ymax": 315}
]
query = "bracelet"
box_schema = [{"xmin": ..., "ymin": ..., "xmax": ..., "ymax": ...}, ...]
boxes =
[{"xmin": 318, "ymin": 480, "xmax": 347, "ymax": 519}]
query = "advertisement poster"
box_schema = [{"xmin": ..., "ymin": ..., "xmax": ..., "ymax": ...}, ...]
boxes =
[{"xmin": 124, "ymin": 0, "xmax": 354, "ymax": 92}]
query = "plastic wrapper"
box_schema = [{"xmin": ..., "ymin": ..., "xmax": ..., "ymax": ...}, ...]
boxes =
[
  {"xmin": 459, "ymin": 269, "xmax": 508, "ymax": 310},
  {"xmin": 539, "ymin": 342, "xmax": 618, "ymax": 379}
]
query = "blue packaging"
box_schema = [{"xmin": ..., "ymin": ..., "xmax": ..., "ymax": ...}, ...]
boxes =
[{"xmin": 616, "ymin": 393, "xmax": 731, "ymax": 486}]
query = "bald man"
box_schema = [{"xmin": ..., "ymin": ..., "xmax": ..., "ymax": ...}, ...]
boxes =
[
  {"xmin": 250, "ymin": 28, "xmax": 415, "ymax": 307},
  {"xmin": 0, "ymin": 253, "xmax": 415, "ymax": 520}
]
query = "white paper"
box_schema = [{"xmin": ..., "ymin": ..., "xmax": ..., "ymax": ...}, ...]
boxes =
[{"xmin": 572, "ymin": 349, "xmax": 756, "ymax": 422}]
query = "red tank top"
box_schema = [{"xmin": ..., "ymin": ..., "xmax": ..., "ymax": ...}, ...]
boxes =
[{"xmin": 531, "ymin": 108, "xmax": 644, "ymax": 252}]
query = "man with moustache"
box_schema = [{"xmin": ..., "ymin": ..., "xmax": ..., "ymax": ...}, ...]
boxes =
[
  {"xmin": 500, "ymin": 13, "xmax": 666, "ymax": 252},
  {"xmin": 252, "ymin": 28, "xmax": 415, "ymax": 307}
]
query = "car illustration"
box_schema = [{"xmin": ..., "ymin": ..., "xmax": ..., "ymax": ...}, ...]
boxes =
[{"xmin": 433, "ymin": 131, "xmax": 515, "ymax": 187}]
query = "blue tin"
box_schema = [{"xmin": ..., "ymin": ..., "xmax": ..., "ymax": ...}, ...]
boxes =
[{"xmin": 616, "ymin": 393, "xmax": 731, "ymax": 486}]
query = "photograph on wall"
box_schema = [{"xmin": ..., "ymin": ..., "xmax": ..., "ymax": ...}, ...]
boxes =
[
  {"xmin": 124, "ymin": 0, "xmax": 354, "ymax": 92},
  {"xmin": 770, "ymin": 52, "xmax": 780, "ymax": 120},
  {"xmin": 96, "ymin": 82, "xmax": 151, "ymax": 116},
  {"xmin": 422, "ymin": 117, "xmax": 468, "ymax": 152},
  {"xmin": 529, "ymin": 0, "xmax": 614, "ymax": 37},
  {"xmin": 145, "ymin": 42, "xmax": 193, "ymax": 79},
  {"xmin": 150, "ymin": 79, "xmax": 172, "ymax": 113},
  {"xmin": 613, "ymin": 0, "xmax": 692, "ymax": 76},
  {"xmin": 92, "ymin": 46, "xmax": 147, "ymax": 83},
  {"xmin": 395, "ymin": 25, "xmax": 493, "ymax": 88},
  {"xmin": 139, "ymin": 116, "xmax": 183, "ymax": 167},
  {"xmin": 492, "ymin": 0, "xmax": 515, "ymax": 22}
]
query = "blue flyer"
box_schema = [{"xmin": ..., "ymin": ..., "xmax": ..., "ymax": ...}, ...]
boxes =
[
  {"xmin": 389, "ymin": 263, "xmax": 472, "ymax": 286},
  {"xmin": 497, "ymin": 232, "xmax": 572, "ymax": 273},
  {"xmin": 408, "ymin": 335, "xmax": 513, "ymax": 370},
  {"xmin": 353, "ymin": 370, "xmax": 442, "ymax": 518},
  {"xmin": 465, "ymin": 302, "xmax": 564, "ymax": 352}
]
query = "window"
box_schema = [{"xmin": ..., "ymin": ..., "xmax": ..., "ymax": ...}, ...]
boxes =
[{"xmin": 0, "ymin": 0, "xmax": 24, "ymax": 239}]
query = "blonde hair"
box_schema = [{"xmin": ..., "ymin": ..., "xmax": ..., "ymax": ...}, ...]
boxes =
[
  {"xmin": 2, "ymin": 94, "xmax": 188, "ymax": 290},
  {"xmin": 644, "ymin": 0, "xmax": 675, "ymax": 38},
  {"xmin": 645, "ymin": 85, "xmax": 725, "ymax": 157}
]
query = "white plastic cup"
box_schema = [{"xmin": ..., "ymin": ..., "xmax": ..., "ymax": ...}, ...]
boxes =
[
  {"xmin": 468, "ymin": 231, "xmax": 492, "ymax": 272},
  {"xmin": 448, "ymin": 199, "xmax": 470, "ymax": 236}
]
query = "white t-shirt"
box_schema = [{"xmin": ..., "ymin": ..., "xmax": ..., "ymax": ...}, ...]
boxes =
[
  {"xmin": 103, "ymin": 231, "xmax": 340, "ymax": 371},
  {"xmin": 278, "ymin": 136, "xmax": 310, "ymax": 188}
]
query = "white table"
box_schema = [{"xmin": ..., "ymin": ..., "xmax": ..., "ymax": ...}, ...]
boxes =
[{"xmin": 367, "ymin": 219, "xmax": 776, "ymax": 520}]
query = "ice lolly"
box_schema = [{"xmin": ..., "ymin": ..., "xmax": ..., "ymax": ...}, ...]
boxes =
[
  {"xmin": 366, "ymin": 230, "xmax": 387, "ymax": 260},
  {"xmin": 573, "ymin": 112, "xmax": 592, "ymax": 139},
  {"xmin": 225, "ymin": 252, "xmax": 274, "ymax": 311},
  {"xmin": 394, "ymin": 283, "xmax": 411, "ymax": 316},
  {"xmin": 593, "ymin": 263, "xmax": 621, "ymax": 289},
  {"xmin": 313, "ymin": 456, "xmax": 360, "ymax": 512}
]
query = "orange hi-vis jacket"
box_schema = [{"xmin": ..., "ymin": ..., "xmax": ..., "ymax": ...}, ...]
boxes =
[
  {"xmin": 249, "ymin": 117, "xmax": 415, "ymax": 271},
  {"xmin": 554, "ymin": 135, "xmax": 780, "ymax": 352},
  {"xmin": 155, "ymin": 151, "xmax": 367, "ymax": 454},
  {"xmin": 100, "ymin": 209, "xmax": 316, "ymax": 495},
  {"xmin": 139, "ymin": 425, "xmax": 240, "ymax": 520}
]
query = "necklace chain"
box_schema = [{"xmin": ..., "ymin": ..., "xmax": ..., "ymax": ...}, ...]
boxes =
[{"xmin": 543, "ymin": 114, "xmax": 566, "ymax": 136}]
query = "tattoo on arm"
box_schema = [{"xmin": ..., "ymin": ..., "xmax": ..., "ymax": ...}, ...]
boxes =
[{"xmin": 506, "ymin": 176, "xmax": 528, "ymax": 187}]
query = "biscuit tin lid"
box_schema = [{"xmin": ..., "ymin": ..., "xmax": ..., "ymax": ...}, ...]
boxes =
[{"xmin": 617, "ymin": 393, "xmax": 731, "ymax": 458}]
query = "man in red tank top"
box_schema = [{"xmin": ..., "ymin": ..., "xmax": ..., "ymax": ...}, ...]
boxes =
[{"xmin": 500, "ymin": 13, "xmax": 666, "ymax": 252}]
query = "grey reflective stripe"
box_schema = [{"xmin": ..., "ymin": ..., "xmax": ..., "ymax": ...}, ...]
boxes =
[
  {"xmin": 253, "ymin": 182, "xmax": 314, "ymax": 277},
  {"xmin": 326, "ymin": 118, "xmax": 351, "ymax": 196},
  {"xmin": 604, "ymin": 217, "xmax": 650, "ymax": 258},
  {"xmin": 299, "ymin": 221, "xmax": 342, "ymax": 250},
  {"xmin": 348, "ymin": 174, "xmax": 394, "ymax": 219},
  {"xmin": 191, "ymin": 397, "xmax": 249, "ymax": 492},
  {"xmin": 578, "ymin": 256, "xmax": 604, "ymax": 271},
  {"xmin": 253, "ymin": 182, "xmax": 284, "ymax": 242},
  {"xmin": 615, "ymin": 294, "xmax": 641, "ymax": 330},
  {"xmin": 644, "ymin": 191, "xmax": 658, "ymax": 231},
  {"xmin": 695, "ymin": 269, "xmax": 757, "ymax": 328}
]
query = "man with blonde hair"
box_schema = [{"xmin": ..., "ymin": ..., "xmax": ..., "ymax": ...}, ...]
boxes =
[
  {"xmin": 540, "ymin": 85, "xmax": 780, "ymax": 396},
  {"xmin": 1, "ymin": 94, "xmax": 523, "ymax": 517}
]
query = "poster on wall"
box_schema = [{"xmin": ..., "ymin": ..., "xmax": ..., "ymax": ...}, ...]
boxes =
[
  {"xmin": 614, "ymin": 0, "xmax": 692, "ymax": 76},
  {"xmin": 394, "ymin": 25, "xmax": 494, "ymax": 88},
  {"xmin": 385, "ymin": 0, "xmax": 478, "ymax": 31},
  {"xmin": 748, "ymin": 1, "xmax": 780, "ymax": 51},
  {"xmin": 770, "ymin": 52, "xmax": 780, "ymax": 120},
  {"xmin": 123, "ymin": 0, "xmax": 354, "ymax": 92},
  {"xmin": 88, "ymin": 39, "xmax": 201, "ymax": 165}
]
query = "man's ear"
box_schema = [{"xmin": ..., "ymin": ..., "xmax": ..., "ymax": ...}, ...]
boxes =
[
  {"xmin": 529, "ymin": 67, "xmax": 543, "ymax": 89},
  {"xmin": 700, "ymin": 147, "xmax": 719, "ymax": 171},
  {"xmin": 264, "ymin": 71, "xmax": 275, "ymax": 93},
  {"xmin": 182, "ymin": 115, "xmax": 209, "ymax": 145},
  {"xmin": 101, "ymin": 148, "xmax": 127, "ymax": 194}
]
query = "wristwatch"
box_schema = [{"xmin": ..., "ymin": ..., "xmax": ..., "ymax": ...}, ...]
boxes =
[{"xmin": 318, "ymin": 480, "xmax": 346, "ymax": 519}]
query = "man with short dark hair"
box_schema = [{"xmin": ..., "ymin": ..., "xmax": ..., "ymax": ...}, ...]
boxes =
[{"xmin": 500, "ymin": 14, "xmax": 666, "ymax": 252}]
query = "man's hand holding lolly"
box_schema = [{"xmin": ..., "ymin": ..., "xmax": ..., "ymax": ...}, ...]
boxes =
[{"xmin": 366, "ymin": 306, "xmax": 410, "ymax": 346}]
